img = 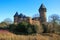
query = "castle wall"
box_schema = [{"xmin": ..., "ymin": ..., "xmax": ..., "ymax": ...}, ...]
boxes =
[{"xmin": 14, "ymin": 17, "xmax": 18, "ymax": 24}]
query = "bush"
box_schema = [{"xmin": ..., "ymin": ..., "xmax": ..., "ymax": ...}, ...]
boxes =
[
  {"xmin": 27, "ymin": 24, "xmax": 37, "ymax": 34},
  {"xmin": 8, "ymin": 22, "xmax": 39, "ymax": 35},
  {"xmin": 42, "ymin": 24, "xmax": 47, "ymax": 33}
]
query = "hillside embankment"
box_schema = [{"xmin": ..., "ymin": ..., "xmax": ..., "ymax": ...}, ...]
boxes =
[{"xmin": 0, "ymin": 30, "xmax": 60, "ymax": 40}]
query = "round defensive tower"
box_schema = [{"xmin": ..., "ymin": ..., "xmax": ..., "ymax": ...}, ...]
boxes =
[{"xmin": 39, "ymin": 4, "xmax": 47, "ymax": 24}]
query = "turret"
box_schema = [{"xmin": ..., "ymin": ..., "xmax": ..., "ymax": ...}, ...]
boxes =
[
  {"xmin": 39, "ymin": 4, "xmax": 47, "ymax": 24},
  {"xmin": 14, "ymin": 12, "xmax": 18, "ymax": 24},
  {"xmin": 18, "ymin": 13, "xmax": 24, "ymax": 18}
]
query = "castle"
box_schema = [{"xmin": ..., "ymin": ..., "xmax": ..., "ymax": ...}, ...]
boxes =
[{"xmin": 14, "ymin": 4, "xmax": 47, "ymax": 27}]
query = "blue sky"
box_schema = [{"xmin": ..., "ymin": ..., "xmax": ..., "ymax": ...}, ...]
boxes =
[{"xmin": 0, "ymin": 0, "xmax": 60, "ymax": 22}]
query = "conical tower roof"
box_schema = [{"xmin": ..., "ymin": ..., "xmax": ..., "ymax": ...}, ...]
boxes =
[
  {"xmin": 39, "ymin": 4, "xmax": 46, "ymax": 12},
  {"xmin": 14, "ymin": 12, "xmax": 18, "ymax": 17},
  {"xmin": 40, "ymin": 4, "xmax": 46, "ymax": 8},
  {"xmin": 18, "ymin": 13, "xmax": 24, "ymax": 18}
]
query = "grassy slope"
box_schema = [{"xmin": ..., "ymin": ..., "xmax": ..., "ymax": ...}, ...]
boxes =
[{"xmin": 0, "ymin": 30, "xmax": 60, "ymax": 40}]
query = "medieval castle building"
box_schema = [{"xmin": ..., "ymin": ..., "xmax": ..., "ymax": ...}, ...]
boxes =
[{"xmin": 14, "ymin": 4, "xmax": 46, "ymax": 27}]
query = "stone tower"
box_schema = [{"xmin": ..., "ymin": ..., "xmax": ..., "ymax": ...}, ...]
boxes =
[
  {"xmin": 39, "ymin": 4, "xmax": 47, "ymax": 24},
  {"xmin": 14, "ymin": 12, "xmax": 18, "ymax": 24}
]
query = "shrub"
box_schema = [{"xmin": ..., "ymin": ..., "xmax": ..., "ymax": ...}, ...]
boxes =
[{"xmin": 8, "ymin": 22, "xmax": 39, "ymax": 35}]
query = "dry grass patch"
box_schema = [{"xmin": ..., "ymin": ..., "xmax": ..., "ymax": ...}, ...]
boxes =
[{"xmin": 0, "ymin": 30, "xmax": 60, "ymax": 40}]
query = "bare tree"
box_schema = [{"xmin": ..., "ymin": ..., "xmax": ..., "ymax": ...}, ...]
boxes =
[
  {"xmin": 48, "ymin": 14, "xmax": 60, "ymax": 33},
  {"xmin": 33, "ymin": 14, "xmax": 40, "ymax": 18},
  {"xmin": 0, "ymin": 18, "xmax": 13, "ymax": 27},
  {"xmin": 3, "ymin": 18, "xmax": 13, "ymax": 24}
]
